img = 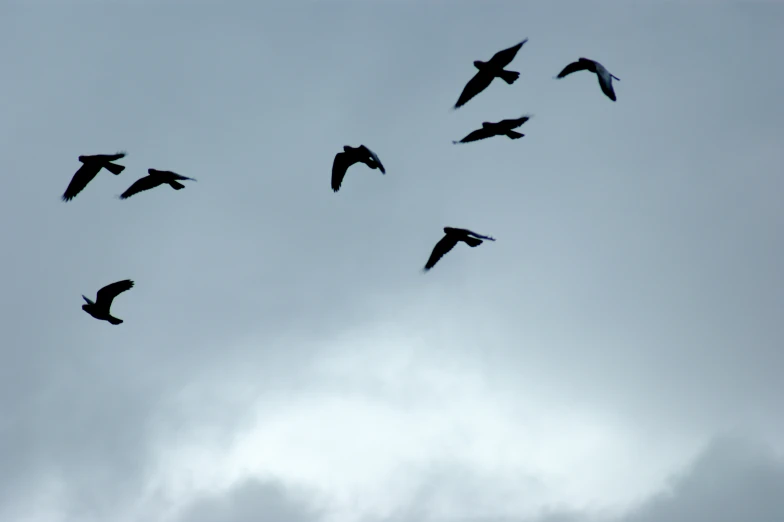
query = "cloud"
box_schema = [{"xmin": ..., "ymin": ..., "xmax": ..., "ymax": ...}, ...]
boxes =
[
  {"xmin": 619, "ymin": 436, "xmax": 784, "ymax": 522},
  {"xmin": 174, "ymin": 480, "xmax": 320, "ymax": 522},
  {"xmin": 133, "ymin": 317, "xmax": 696, "ymax": 522},
  {"xmin": 169, "ymin": 436, "xmax": 784, "ymax": 522}
]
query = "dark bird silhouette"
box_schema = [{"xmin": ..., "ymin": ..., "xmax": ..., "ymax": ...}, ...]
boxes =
[
  {"xmin": 555, "ymin": 57, "xmax": 620, "ymax": 101},
  {"xmin": 118, "ymin": 168, "xmax": 197, "ymax": 200},
  {"xmin": 61, "ymin": 152, "xmax": 127, "ymax": 202},
  {"xmin": 423, "ymin": 227, "xmax": 496, "ymax": 272},
  {"xmin": 453, "ymin": 38, "xmax": 528, "ymax": 110},
  {"xmin": 332, "ymin": 145, "xmax": 385, "ymax": 192},
  {"xmin": 81, "ymin": 279, "xmax": 134, "ymax": 325},
  {"xmin": 453, "ymin": 115, "xmax": 532, "ymax": 144}
]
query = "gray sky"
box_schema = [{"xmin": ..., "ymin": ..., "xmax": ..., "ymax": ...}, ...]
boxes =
[{"xmin": 2, "ymin": 3, "xmax": 783, "ymax": 522}]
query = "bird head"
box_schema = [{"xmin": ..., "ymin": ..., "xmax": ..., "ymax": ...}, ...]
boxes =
[
  {"xmin": 481, "ymin": 122, "xmax": 493, "ymax": 128},
  {"xmin": 77, "ymin": 155, "xmax": 87, "ymax": 163},
  {"xmin": 473, "ymin": 60, "xmax": 486, "ymax": 70}
]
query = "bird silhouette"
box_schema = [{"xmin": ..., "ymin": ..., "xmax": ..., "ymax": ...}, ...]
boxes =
[
  {"xmin": 61, "ymin": 152, "xmax": 127, "ymax": 202},
  {"xmin": 118, "ymin": 168, "xmax": 196, "ymax": 200},
  {"xmin": 555, "ymin": 57, "xmax": 620, "ymax": 101},
  {"xmin": 453, "ymin": 115, "xmax": 532, "ymax": 144},
  {"xmin": 423, "ymin": 227, "xmax": 496, "ymax": 272},
  {"xmin": 81, "ymin": 279, "xmax": 134, "ymax": 325},
  {"xmin": 332, "ymin": 145, "xmax": 386, "ymax": 192},
  {"xmin": 453, "ymin": 38, "xmax": 528, "ymax": 110}
]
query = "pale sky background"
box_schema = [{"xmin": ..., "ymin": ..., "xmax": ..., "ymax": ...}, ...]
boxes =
[{"xmin": 2, "ymin": 2, "xmax": 784, "ymax": 522}]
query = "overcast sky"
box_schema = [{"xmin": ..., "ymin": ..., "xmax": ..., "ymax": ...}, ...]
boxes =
[{"xmin": 2, "ymin": 2, "xmax": 783, "ymax": 522}]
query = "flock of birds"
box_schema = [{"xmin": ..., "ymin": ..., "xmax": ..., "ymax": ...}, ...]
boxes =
[{"xmin": 61, "ymin": 37, "xmax": 620, "ymax": 325}]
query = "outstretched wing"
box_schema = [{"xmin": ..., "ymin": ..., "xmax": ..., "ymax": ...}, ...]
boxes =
[
  {"xmin": 424, "ymin": 235, "xmax": 459, "ymax": 271},
  {"xmin": 488, "ymin": 38, "xmax": 528, "ymax": 68},
  {"xmin": 83, "ymin": 151, "xmax": 127, "ymax": 163},
  {"xmin": 62, "ymin": 162, "xmax": 102, "ymax": 201},
  {"xmin": 444, "ymin": 227, "xmax": 496, "ymax": 242},
  {"xmin": 496, "ymin": 115, "xmax": 531, "ymax": 130},
  {"xmin": 464, "ymin": 229, "xmax": 496, "ymax": 241},
  {"xmin": 95, "ymin": 279, "xmax": 134, "ymax": 308},
  {"xmin": 454, "ymin": 70, "xmax": 494, "ymax": 109},
  {"xmin": 332, "ymin": 151, "xmax": 356, "ymax": 192},
  {"xmin": 596, "ymin": 68, "xmax": 617, "ymax": 101},
  {"xmin": 453, "ymin": 126, "xmax": 497, "ymax": 144},
  {"xmin": 364, "ymin": 147, "xmax": 385, "ymax": 174},
  {"xmin": 119, "ymin": 176, "xmax": 163, "ymax": 199},
  {"xmin": 556, "ymin": 59, "xmax": 593, "ymax": 78},
  {"xmin": 148, "ymin": 168, "xmax": 197, "ymax": 181}
]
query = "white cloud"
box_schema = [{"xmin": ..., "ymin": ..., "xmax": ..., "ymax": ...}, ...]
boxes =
[{"xmin": 146, "ymin": 316, "xmax": 701, "ymax": 522}]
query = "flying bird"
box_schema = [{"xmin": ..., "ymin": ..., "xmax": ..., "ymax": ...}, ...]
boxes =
[
  {"xmin": 423, "ymin": 227, "xmax": 496, "ymax": 272},
  {"xmin": 61, "ymin": 152, "xmax": 127, "ymax": 202},
  {"xmin": 453, "ymin": 38, "xmax": 528, "ymax": 110},
  {"xmin": 81, "ymin": 279, "xmax": 134, "ymax": 325},
  {"xmin": 332, "ymin": 144, "xmax": 385, "ymax": 192},
  {"xmin": 453, "ymin": 115, "xmax": 532, "ymax": 144},
  {"xmin": 118, "ymin": 168, "xmax": 197, "ymax": 200},
  {"xmin": 555, "ymin": 57, "xmax": 620, "ymax": 101}
]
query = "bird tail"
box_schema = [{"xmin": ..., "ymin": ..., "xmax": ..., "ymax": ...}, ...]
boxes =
[
  {"xmin": 104, "ymin": 163, "xmax": 126, "ymax": 175},
  {"xmin": 107, "ymin": 316, "xmax": 123, "ymax": 325},
  {"xmin": 499, "ymin": 69, "xmax": 519, "ymax": 84},
  {"xmin": 169, "ymin": 181, "xmax": 186, "ymax": 190},
  {"xmin": 505, "ymin": 131, "xmax": 524, "ymax": 139},
  {"xmin": 464, "ymin": 237, "xmax": 483, "ymax": 247}
]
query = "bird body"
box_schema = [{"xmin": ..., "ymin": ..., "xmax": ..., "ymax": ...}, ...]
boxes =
[
  {"xmin": 423, "ymin": 227, "xmax": 496, "ymax": 271},
  {"xmin": 82, "ymin": 279, "xmax": 134, "ymax": 325},
  {"xmin": 61, "ymin": 152, "xmax": 127, "ymax": 202},
  {"xmin": 454, "ymin": 38, "xmax": 528, "ymax": 109},
  {"xmin": 119, "ymin": 168, "xmax": 196, "ymax": 200},
  {"xmin": 331, "ymin": 144, "xmax": 385, "ymax": 192},
  {"xmin": 453, "ymin": 115, "xmax": 531, "ymax": 144},
  {"xmin": 556, "ymin": 57, "xmax": 620, "ymax": 101}
]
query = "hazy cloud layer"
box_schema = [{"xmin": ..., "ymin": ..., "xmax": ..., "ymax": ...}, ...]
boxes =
[{"xmin": 171, "ymin": 436, "xmax": 784, "ymax": 522}]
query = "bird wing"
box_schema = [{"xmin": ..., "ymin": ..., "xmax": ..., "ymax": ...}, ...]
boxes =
[
  {"xmin": 453, "ymin": 126, "xmax": 497, "ymax": 144},
  {"xmin": 464, "ymin": 229, "xmax": 496, "ymax": 241},
  {"xmin": 119, "ymin": 176, "xmax": 163, "ymax": 199},
  {"xmin": 496, "ymin": 115, "xmax": 531, "ymax": 130},
  {"xmin": 596, "ymin": 67, "xmax": 617, "ymax": 101},
  {"xmin": 488, "ymin": 38, "xmax": 528, "ymax": 68},
  {"xmin": 332, "ymin": 151, "xmax": 356, "ymax": 192},
  {"xmin": 62, "ymin": 161, "xmax": 102, "ymax": 201},
  {"xmin": 445, "ymin": 227, "xmax": 496, "ymax": 241},
  {"xmin": 149, "ymin": 169, "xmax": 197, "ymax": 181},
  {"xmin": 364, "ymin": 147, "xmax": 385, "ymax": 174},
  {"xmin": 171, "ymin": 173, "xmax": 197, "ymax": 181},
  {"xmin": 83, "ymin": 151, "xmax": 127, "ymax": 162},
  {"xmin": 424, "ymin": 235, "xmax": 459, "ymax": 271},
  {"xmin": 95, "ymin": 279, "xmax": 134, "ymax": 308},
  {"xmin": 101, "ymin": 152, "xmax": 127, "ymax": 162},
  {"xmin": 454, "ymin": 70, "xmax": 494, "ymax": 109},
  {"xmin": 556, "ymin": 60, "xmax": 592, "ymax": 78}
]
